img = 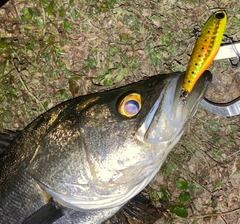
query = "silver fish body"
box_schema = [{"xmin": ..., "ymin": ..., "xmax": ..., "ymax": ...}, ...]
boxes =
[{"xmin": 0, "ymin": 71, "xmax": 212, "ymax": 223}]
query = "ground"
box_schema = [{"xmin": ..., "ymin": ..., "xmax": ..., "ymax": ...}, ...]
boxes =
[{"xmin": 0, "ymin": 0, "xmax": 239, "ymax": 223}]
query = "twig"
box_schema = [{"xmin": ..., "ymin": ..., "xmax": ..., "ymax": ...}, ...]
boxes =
[
  {"xmin": 18, "ymin": 73, "xmax": 46, "ymax": 112},
  {"xmin": 190, "ymin": 207, "xmax": 240, "ymax": 219},
  {"xmin": 11, "ymin": 0, "xmax": 19, "ymax": 19},
  {"xmin": 167, "ymin": 153, "xmax": 212, "ymax": 193}
]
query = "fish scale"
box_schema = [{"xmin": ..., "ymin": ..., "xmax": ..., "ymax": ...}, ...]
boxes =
[{"xmin": 182, "ymin": 10, "xmax": 227, "ymax": 95}]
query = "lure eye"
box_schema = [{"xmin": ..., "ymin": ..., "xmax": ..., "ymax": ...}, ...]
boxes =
[
  {"xmin": 215, "ymin": 12, "xmax": 225, "ymax": 19},
  {"xmin": 118, "ymin": 93, "xmax": 142, "ymax": 118}
]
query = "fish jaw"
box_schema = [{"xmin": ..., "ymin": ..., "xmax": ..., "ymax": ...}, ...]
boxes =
[{"xmin": 137, "ymin": 70, "xmax": 212, "ymax": 156}]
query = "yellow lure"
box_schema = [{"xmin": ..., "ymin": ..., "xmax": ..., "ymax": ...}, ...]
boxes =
[{"xmin": 182, "ymin": 10, "xmax": 227, "ymax": 94}]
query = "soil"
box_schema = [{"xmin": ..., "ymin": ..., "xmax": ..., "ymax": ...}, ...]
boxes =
[{"xmin": 0, "ymin": 0, "xmax": 239, "ymax": 223}]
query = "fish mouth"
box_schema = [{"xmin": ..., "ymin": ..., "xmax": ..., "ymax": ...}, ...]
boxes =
[{"xmin": 137, "ymin": 71, "xmax": 212, "ymax": 146}]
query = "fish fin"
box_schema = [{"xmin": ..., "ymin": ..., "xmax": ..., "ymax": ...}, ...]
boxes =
[
  {"xmin": 104, "ymin": 192, "xmax": 162, "ymax": 224},
  {"xmin": 22, "ymin": 199, "xmax": 64, "ymax": 224},
  {"xmin": 0, "ymin": 130, "xmax": 20, "ymax": 154},
  {"xmin": 0, "ymin": 0, "xmax": 9, "ymax": 8}
]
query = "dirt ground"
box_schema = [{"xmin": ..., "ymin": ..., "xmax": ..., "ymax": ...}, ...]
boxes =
[{"xmin": 0, "ymin": 0, "xmax": 239, "ymax": 223}]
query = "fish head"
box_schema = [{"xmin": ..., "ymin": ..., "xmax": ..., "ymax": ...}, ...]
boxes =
[{"xmin": 25, "ymin": 71, "xmax": 211, "ymax": 211}]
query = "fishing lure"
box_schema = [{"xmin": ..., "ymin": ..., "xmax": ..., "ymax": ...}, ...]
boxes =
[{"xmin": 181, "ymin": 10, "xmax": 227, "ymax": 100}]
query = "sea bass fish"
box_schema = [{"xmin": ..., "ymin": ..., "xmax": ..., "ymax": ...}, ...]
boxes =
[
  {"xmin": 0, "ymin": 71, "xmax": 212, "ymax": 224},
  {"xmin": 181, "ymin": 10, "xmax": 227, "ymax": 98}
]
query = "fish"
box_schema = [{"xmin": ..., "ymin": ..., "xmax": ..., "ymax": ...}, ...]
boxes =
[
  {"xmin": 0, "ymin": 71, "xmax": 212, "ymax": 224},
  {"xmin": 181, "ymin": 10, "xmax": 227, "ymax": 99}
]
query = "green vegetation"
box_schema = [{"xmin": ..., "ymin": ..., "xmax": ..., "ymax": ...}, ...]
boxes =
[{"xmin": 1, "ymin": 0, "xmax": 239, "ymax": 223}]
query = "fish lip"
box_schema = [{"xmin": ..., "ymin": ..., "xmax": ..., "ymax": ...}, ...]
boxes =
[{"xmin": 136, "ymin": 71, "xmax": 212, "ymax": 145}]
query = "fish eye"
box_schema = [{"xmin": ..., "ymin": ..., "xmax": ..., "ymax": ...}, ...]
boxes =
[
  {"xmin": 118, "ymin": 93, "xmax": 142, "ymax": 118},
  {"xmin": 215, "ymin": 12, "xmax": 225, "ymax": 19}
]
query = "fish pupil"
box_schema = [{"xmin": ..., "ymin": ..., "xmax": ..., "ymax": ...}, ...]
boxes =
[
  {"xmin": 124, "ymin": 100, "xmax": 140, "ymax": 115},
  {"xmin": 215, "ymin": 12, "xmax": 225, "ymax": 19}
]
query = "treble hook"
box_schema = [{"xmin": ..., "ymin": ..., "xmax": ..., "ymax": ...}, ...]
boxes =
[{"xmin": 228, "ymin": 38, "xmax": 240, "ymax": 68}]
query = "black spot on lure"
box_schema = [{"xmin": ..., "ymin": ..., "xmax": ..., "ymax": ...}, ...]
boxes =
[{"xmin": 181, "ymin": 10, "xmax": 227, "ymax": 97}]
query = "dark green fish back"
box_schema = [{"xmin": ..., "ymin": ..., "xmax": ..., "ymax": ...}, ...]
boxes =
[{"xmin": 0, "ymin": 131, "xmax": 20, "ymax": 156}]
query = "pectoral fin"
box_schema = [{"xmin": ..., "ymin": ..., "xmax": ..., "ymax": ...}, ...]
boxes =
[{"xmin": 22, "ymin": 199, "xmax": 64, "ymax": 224}]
